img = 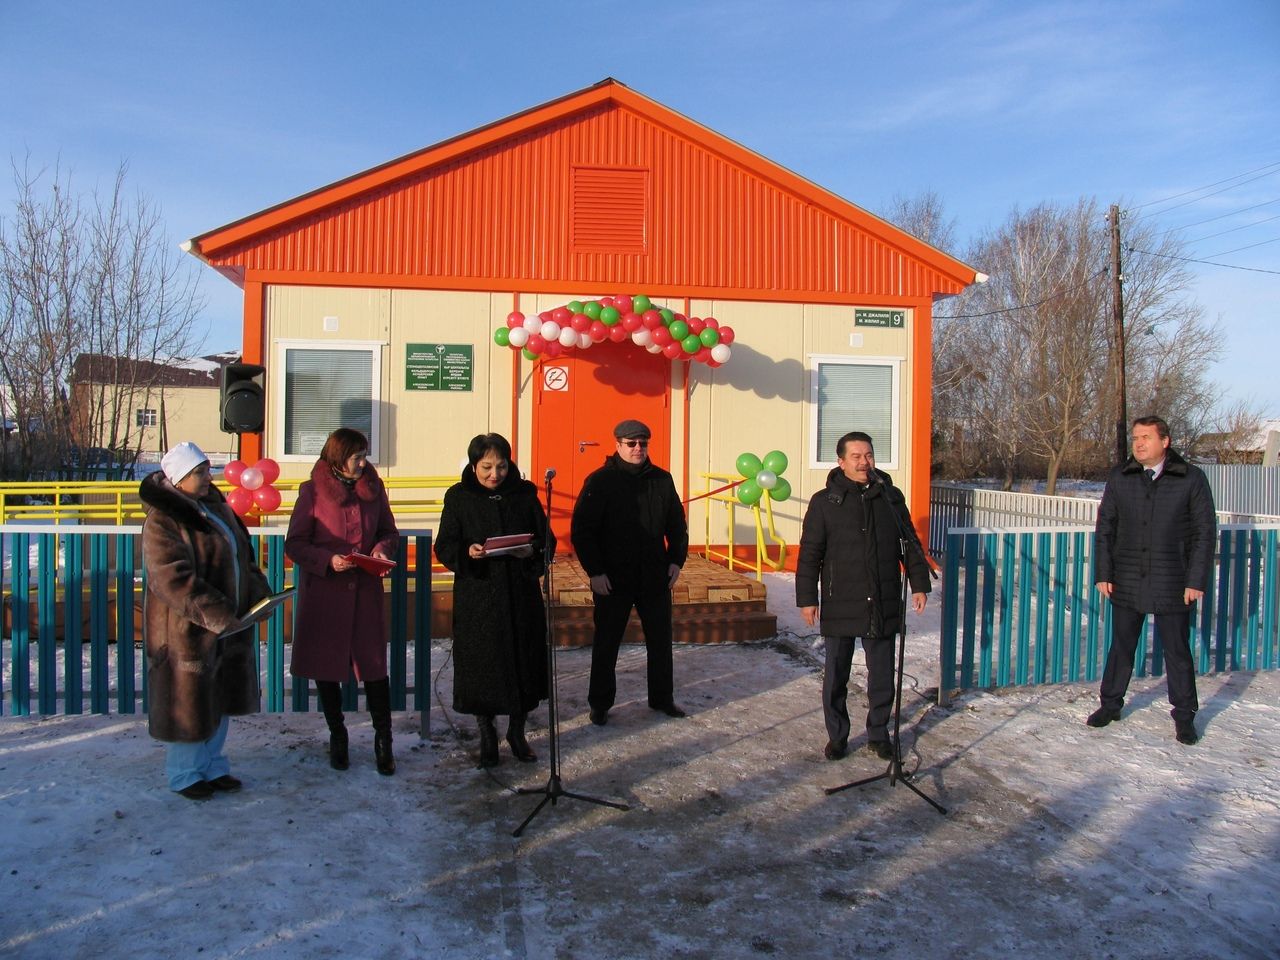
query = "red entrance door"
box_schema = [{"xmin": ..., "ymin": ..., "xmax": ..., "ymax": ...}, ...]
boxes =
[{"xmin": 531, "ymin": 340, "xmax": 671, "ymax": 553}]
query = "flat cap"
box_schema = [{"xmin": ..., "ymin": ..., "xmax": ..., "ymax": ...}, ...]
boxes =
[{"xmin": 613, "ymin": 419, "xmax": 651, "ymax": 440}]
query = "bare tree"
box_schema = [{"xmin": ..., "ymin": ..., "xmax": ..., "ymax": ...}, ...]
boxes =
[{"xmin": 0, "ymin": 159, "xmax": 205, "ymax": 480}]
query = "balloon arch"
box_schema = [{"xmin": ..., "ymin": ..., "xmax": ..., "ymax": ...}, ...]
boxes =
[{"xmin": 493, "ymin": 294, "xmax": 735, "ymax": 367}]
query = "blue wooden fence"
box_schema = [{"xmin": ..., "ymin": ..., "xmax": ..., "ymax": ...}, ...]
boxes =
[
  {"xmin": 939, "ymin": 524, "xmax": 1280, "ymax": 702},
  {"xmin": 1, "ymin": 525, "xmax": 433, "ymax": 729}
]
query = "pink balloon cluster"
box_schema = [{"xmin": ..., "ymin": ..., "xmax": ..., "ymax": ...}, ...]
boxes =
[
  {"xmin": 224, "ymin": 457, "xmax": 282, "ymax": 517},
  {"xmin": 492, "ymin": 294, "xmax": 735, "ymax": 367}
]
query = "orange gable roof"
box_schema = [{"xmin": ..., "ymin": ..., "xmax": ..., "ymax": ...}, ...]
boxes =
[{"xmin": 187, "ymin": 79, "xmax": 976, "ymax": 302}]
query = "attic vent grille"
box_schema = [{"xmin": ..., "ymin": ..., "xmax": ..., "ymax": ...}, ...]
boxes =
[{"xmin": 572, "ymin": 166, "xmax": 648, "ymax": 253}]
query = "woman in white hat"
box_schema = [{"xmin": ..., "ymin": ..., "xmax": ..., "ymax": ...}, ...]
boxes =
[{"xmin": 139, "ymin": 441, "xmax": 272, "ymax": 800}]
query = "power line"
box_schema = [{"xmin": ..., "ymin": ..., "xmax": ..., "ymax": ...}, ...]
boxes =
[
  {"xmin": 1205, "ymin": 235, "xmax": 1280, "ymax": 258},
  {"xmin": 1127, "ymin": 160, "xmax": 1280, "ymax": 214},
  {"xmin": 941, "ymin": 267, "xmax": 1108, "ymax": 320},
  {"xmin": 1126, "ymin": 246, "xmax": 1280, "ymax": 276},
  {"xmin": 1130, "ymin": 166, "xmax": 1280, "ymax": 221},
  {"xmin": 1156, "ymin": 197, "xmax": 1280, "ymax": 236},
  {"xmin": 1186, "ymin": 212, "xmax": 1280, "ymax": 245}
]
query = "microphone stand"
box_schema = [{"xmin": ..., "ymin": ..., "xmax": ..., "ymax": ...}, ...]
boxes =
[
  {"xmin": 826, "ymin": 477, "xmax": 946, "ymax": 815},
  {"xmin": 513, "ymin": 469, "xmax": 630, "ymax": 837}
]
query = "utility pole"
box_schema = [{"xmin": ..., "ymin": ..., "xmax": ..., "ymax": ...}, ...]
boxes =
[{"xmin": 1109, "ymin": 203, "xmax": 1128, "ymax": 464}]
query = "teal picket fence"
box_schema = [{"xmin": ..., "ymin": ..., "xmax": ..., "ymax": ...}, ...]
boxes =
[
  {"xmin": 939, "ymin": 524, "xmax": 1280, "ymax": 701},
  {"xmin": 1, "ymin": 525, "xmax": 433, "ymax": 729}
]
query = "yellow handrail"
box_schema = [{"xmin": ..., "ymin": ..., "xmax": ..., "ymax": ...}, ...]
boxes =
[{"xmin": 697, "ymin": 472, "xmax": 787, "ymax": 581}]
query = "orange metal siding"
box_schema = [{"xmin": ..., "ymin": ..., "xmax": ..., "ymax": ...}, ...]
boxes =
[{"xmin": 201, "ymin": 102, "xmax": 969, "ymax": 301}]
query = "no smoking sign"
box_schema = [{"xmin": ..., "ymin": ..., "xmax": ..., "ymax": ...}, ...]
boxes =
[{"xmin": 543, "ymin": 366, "xmax": 569, "ymax": 392}]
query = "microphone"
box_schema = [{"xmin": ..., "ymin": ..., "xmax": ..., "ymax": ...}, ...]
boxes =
[{"xmin": 544, "ymin": 468, "xmax": 556, "ymax": 481}]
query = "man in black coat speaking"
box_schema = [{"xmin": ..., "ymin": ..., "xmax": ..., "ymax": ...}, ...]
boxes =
[
  {"xmin": 796, "ymin": 431, "xmax": 931, "ymax": 761},
  {"xmin": 571, "ymin": 418, "xmax": 689, "ymax": 725},
  {"xmin": 1089, "ymin": 415, "xmax": 1216, "ymax": 745}
]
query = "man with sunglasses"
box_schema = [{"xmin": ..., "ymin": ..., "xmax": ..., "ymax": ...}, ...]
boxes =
[{"xmin": 571, "ymin": 419, "xmax": 689, "ymax": 725}]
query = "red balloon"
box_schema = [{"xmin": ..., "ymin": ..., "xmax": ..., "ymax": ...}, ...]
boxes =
[
  {"xmin": 662, "ymin": 342, "xmax": 684, "ymax": 360},
  {"xmin": 608, "ymin": 324, "xmax": 629, "ymax": 343},
  {"xmin": 641, "ymin": 309, "xmax": 663, "ymax": 329},
  {"xmin": 688, "ymin": 317, "xmax": 705, "ymax": 336},
  {"xmin": 253, "ymin": 458, "xmax": 280, "ymax": 485},
  {"xmin": 673, "ymin": 313, "xmax": 687, "ymax": 325},
  {"xmin": 545, "ymin": 340, "xmax": 564, "ymax": 358},
  {"xmin": 703, "ymin": 316, "xmax": 720, "ymax": 330},
  {"xmin": 227, "ymin": 486, "xmax": 254, "ymax": 517},
  {"xmin": 551, "ymin": 306, "xmax": 571, "ymax": 324},
  {"xmin": 506, "ymin": 311, "xmax": 525, "ymax": 329},
  {"xmin": 718, "ymin": 325, "xmax": 736, "ymax": 345},
  {"xmin": 589, "ymin": 320, "xmax": 609, "ymax": 343},
  {"xmin": 695, "ymin": 346, "xmax": 713, "ymax": 363},
  {"xmin": 252, "ymin": 484, "xmax": 282, "ymax": 513},
  {"xmin": 599, "ymin": 296, "xmax": 615, "ymax": 309},
  {"xmin": 224, "ymin": 459, "xmax": 246, "ymax": 487},
  {"xmin": 570, "ymin": 312, "xmax": 591, "ymax": 333},
  {"xmin": 613, "ymin": 294, "xmax": 634, "ymax": 314},
  {"xmin": 707, "ymin": 358, "xmax": 722, "ymax": 368},
  {"xmin": 652, "ymin": 325, "xmax": 673, "ymax": 346},
  {"xmin": 538, "ymin": 311, "xmax": 553, "ymax": 322},
  {"xmin": 527, "ymin": 334, "xmax": 547, "ymax": 354},
  {"xmin": 621, "ymin": 311, "xmax": 642, "ymax": 332}
]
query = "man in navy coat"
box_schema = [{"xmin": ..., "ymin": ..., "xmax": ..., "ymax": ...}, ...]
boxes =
[{"xmin": 1089, "ymin": 415, "xmax": 1216, "ymax": 744}]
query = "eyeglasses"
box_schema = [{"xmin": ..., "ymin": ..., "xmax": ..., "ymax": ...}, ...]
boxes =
[{"xmin": 619, "ymin": 439, "xmax": 649, "ymax": 448}]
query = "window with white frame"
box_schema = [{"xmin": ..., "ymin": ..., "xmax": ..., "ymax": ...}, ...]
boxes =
[
  {"xmin": 277, "ymin": 341, "xmax": 382, "ymax": 460},
  {"xmin": 809, "ymin": 357, "xmax": 900, "ymax": 468},
  {"xmin": 135, "ymin": 408, "xmax": 157, "ymax": 427}
]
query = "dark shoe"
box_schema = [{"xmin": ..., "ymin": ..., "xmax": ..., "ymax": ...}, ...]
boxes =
[
  {"xmin": 1175, "ymin": 717, "xmax": 1199, "ymax": 745},
  {"xmin": 178, "ymin": 780, "xmax": 215, "ymax": 801},
  {"xmin": 1086, "ymin": 706, "xmax": 1122, "ymax": 728},
  {"xmin": 506, "ymin": 713, "xmax": 537, "ymax": 763},
  {"xmin": 823, "ymin": 740, "xmax": 847, "ymax": 761},
  {"xmin": 868, "ymin": 739, "xmax": 895, "ymax": 761},
  {"xmin": 374, "ymin": 733, "xmax": 396, "ymax": 776},
  {"xmin": 207, "ymin": 774, "xmax": 242, "ymax": 792},
  {"xmin": 329, "ymin": 727, "xmax": 350, "ymax": 771},
  {"xmin": 366, "ymin": 678, "xmax": 396, "ymax": 775},
  {"xmin": 478, "ymin": 716, "xmax": 500, "ymax": 768},
  {"xmin": 651, "ymin": 702, "xmax": 687, "ymax": 718},
  {"xmin": 589, "ymin": 708, "xmax": 609, "ymax": 727}
]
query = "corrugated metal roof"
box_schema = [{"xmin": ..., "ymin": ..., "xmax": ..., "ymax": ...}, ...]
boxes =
[{"xmin": 189, "ymin": 79, "xmax": 975, "ymax": 300}]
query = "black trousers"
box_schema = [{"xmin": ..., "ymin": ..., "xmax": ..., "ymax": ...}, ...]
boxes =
[
  {"xmin": 822, "ymin": 634, "xmax": 895, "ymax": 747},
  {"xmin": 588, "ymin": 586, "xmax": 674, "ymax": 712},
  {"xmin": 1100, "ymin": 606, "xmax": 1198, "ymax": 721}
]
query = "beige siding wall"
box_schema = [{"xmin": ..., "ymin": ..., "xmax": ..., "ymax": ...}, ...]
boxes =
[{"xmin": 85, "ymin": 384, "xmax": 229, "ymax": 459}]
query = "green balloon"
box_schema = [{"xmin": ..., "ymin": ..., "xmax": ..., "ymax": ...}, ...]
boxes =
[
  {"xmin": 736, "ymin": 452, "xmax": 763, "ymax": 479},
  {"xmin": 659, "ymin": 308, "xmax": 675, "ymax": 325},
  {"xmin": 584, "ymin": 301, "xmax": 602, "ymax": 321},
  {"xmin": 494, "ymin": 327, "xmax": 511, "ymax": 347},
  {"xmin": 600, "ymin": 306, "xmax": 620, "ymax": 326},
  {"xmin": 567, "ymin": 300, "xmax": 584, "ymax": 315},
  {"xmin": 699, "ymin": 328, "xmax": 720, "ymax": 347},
  {"xmin": 668, "ymin": 320, "xmax": 689, "ymax": 341},
  {"xmin": 522, "ymin": 348, "xmax": 538, "ymax": 361},
  {"xmin": 768, "ymin": 477, "xmax": 792, "ymax": 502},
  {"xmin": 762, "ymin": 450, "xmax": 788, "ymax": 475},
  {"xmin": 737, "ymin": 478, "xmax": 763, "ymax": 506},
  {"xmin": 633, "ymin": 295, "xmax": 652, "ymax": 313},
  {"xmin": 681, "ymin": 334, "xmax": 700, "ymax": 354}
]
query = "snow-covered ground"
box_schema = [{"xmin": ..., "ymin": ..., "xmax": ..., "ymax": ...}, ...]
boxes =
[{"xmin": 1, "ymin": 574, "xmax": 1277, "ymax": 959}]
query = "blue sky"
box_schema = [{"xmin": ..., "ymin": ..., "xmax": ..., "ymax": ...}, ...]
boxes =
[{"xmin": 2, "ymin": 0, "xmax": 1276, "ymax": 411}]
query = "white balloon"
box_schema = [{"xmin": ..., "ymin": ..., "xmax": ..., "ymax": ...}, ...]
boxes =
[
  {"xmin": 646, "ymin": 343, "xmax": 663, "ymax": 354},
  {"xmin": 711, "ymin": 343, "xmax": 731, "ymax": 363},
  {"xmin": 631, "ymin": 329, "xmax": 652, "ymax": 346},
  {"xmin": 240, "ymin": 466, "xmax": 264, "ymax": 491},
  {"xmin": 523, "ymin": 315, "xmax": 542, "ymax": 334},
  {"xmin": 577, "ymin": 332, "xmax": 592, "ymax": 350},
  {"xmin": 756, "ymin": 470, "xmax": 777, "ymax": 490},
  {"xmin": 558, "ymin": 327, "xmax": 577, "ymax": 347},
  {"xmin": 508, "ymin": 327, "xmax": 529, "ymax": 347},
  {"xmin": 540, "ymin": 320, "xmax": 561, "ymax": 341}
]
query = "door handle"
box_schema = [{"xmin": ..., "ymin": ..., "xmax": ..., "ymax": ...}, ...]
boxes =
[{"xmin": 578, "ymin": 440, "xmax": 600, "ymax": 454}]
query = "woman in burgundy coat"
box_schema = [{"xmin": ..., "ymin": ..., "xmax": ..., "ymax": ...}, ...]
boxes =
[{"xmin": 286, "ymin": 428, "xmax": 400, "ymax": 775}]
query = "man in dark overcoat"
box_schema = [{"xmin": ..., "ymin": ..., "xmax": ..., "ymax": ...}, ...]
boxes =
[
  {"xmin": 571, "ymin": 419, "xmax": 689, "ymax": 725},
  {"xmin": 1089, "ymin": 415, "xmax": 1216, "ymax": 744},
  {"xmin": 796, "ymin": 431, "xmax": 931, "ymax": 761}
]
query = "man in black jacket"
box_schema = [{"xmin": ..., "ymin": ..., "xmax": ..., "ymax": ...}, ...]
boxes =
[
  {"xmin": 796, "ymin": 432, "xmax": 931, "ymax": 761},
  {"xmin": 571, "ymin": 419, "xmax": 689, "ymax": 725},
  {"xmin": 1089, "ymin": 415, "xmax": 1216, "ymax": 745}
]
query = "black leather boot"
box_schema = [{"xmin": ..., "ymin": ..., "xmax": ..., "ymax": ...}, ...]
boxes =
[
  {"xmin": 316, "ymin": 681, "xmax": 349, "ymax": 771},
  {"xmin": 365, "ymin": 678, "xmax": 396, "ymax": 776},
  {"xmin": 477, "ymin": 715, "xmax": 500, "ymax": 768},
  {"xmin": 506, "ymin": 712, "xmax": 536, "ymax": 763}
]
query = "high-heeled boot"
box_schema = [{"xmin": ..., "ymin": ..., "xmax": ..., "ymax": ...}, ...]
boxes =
[
  {"xmin": 365, "ymin": 678, "xmax": 396, "ymax": 776},
  {"xmin": 316, "ymin": 680, "xmax": 349, "ymax": 771},
  {"xmin": 477, "ymin": 715, "xmax": 500, "ymax": 768},
  {"xmin": 506, "ymin": 711, "xmax": 536, "ymax": 763}
]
